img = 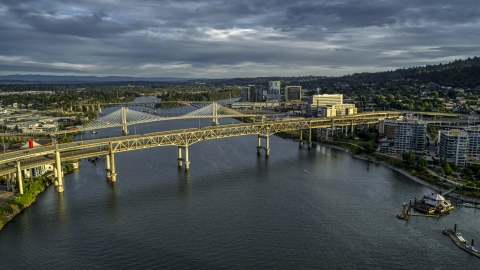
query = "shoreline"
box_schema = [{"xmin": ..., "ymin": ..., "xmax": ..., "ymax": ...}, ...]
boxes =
[{"xmin": 316, "ymin": 142, "xmax": 478, "ymax": 203}]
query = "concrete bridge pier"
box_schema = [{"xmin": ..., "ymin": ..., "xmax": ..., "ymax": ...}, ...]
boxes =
[
  {"xmin": 109, "ymin": 143, "xmax": 117, "ymax": 181},
  {"xmin": 177, "ymin": 147, "xmax": 183, "ymax": 167},
  {"xmin": 105, "ymin": 154, "xmax": 111, "ymax": 180},
  {"xmin": 177, "ymin": 146, "xmax": 190, "ymax": 170},
  {"xmin": 55, "ymin": 150, "xmax": 64, "ymax": 192},
  {"xmin": 6, "ymin": 173, "xmax": 11, "ymax": 191},
  {"xmin": 97, "ymin": 103, "xmax": 102, "ymax": 114},
  {"xmin": 256, "ymin": 134, "xmax": 270, "ymax": 157},
  {"xmin": 16, "ymin": 161, "xmax": 24, "ymax": 195}
]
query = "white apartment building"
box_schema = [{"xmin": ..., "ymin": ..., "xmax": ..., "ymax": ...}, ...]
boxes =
[
  {"xmin": 464, "ymin": 126, "xmax": 480, "ymax": 157},
  {"xmin": 393, "ymin": 117, "xmax": 427, "ymax": 153},
  {"xmin": 438, "ymin": 129, "xmax": 469, "ymax": 167}
]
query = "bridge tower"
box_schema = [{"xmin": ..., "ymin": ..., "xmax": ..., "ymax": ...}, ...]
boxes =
[
  {"xmin": 212, "ymin": 102, "xmax": 219, "ymax": 126},
  {"xmin": 121, "ymin": 107, "xmax": 129, "ymax": 135}
]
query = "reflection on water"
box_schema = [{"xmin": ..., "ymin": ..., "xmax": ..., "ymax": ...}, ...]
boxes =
[{"xmin": 177, "ymin": 169, "xmax": 191, "ymax": 198}]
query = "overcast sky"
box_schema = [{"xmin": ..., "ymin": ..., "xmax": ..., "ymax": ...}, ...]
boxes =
[{"xmin": 1, "ymin": 0, "xmax": 479, "ymax": 78}]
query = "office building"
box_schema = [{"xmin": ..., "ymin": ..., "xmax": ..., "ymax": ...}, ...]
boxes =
[
  {"xmin": 241, "ymin": 85, "xmax": 264, "ymax": 102},
  {"xmin": 285, "ymin": 86, "xmax": 302, "ymax": 101},
  {"xmin": 309, "ymin": 94, "xmax": 356, "ymax": 117}
]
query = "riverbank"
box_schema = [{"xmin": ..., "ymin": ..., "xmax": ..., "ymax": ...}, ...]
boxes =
[
  {"xmin": 0, "ymin": 163, "xmax": 79, "ymax": 230},
  {"xmin": 317, "ymin": 141, "xmax": 480, "ymax": 203}
]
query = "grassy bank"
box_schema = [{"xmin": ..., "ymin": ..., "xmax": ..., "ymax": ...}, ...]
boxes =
[
  {"xmin": 0, "ymin": 175, "xmax": 54, "ymax": 229},
  {"xmin": 321, "ymin": 139, "xmax": 480, "ymax": 199},
  {"xmin": 0, "ymin": 161, "xmax": 79, "ymax": 230}
]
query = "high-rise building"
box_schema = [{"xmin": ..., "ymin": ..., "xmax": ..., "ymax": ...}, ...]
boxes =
[
  {"xmin": 379, "ymin": 119, "xmax": 397, "ymax": 139},
  {"xmin": 464, "ymin": 126, "xmax": 480, "ymax": 157},
  {"xmin": 241, "ymin": 86, "xmax": 252, "ymax": 101},
  {"xmin": 241, "ymin": 85, "xmax": 264, "ymax": 102},
  {"xmin": 285, "ymin": 86, "xmax": 302, "ymax": 101},
  {"xmin": 267, "ymin": 81, "xmax": 281, "ymax": 101},
  {"xmin": 392, "ymin": 117, "xmax": 427, "ymax": 153},
  {"xmin": 438, "ymin": 129, "xmax": 469, "ymax": 167}
]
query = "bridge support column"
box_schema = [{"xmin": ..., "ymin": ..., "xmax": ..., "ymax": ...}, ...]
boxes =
[
  {"xmin": 177, "ymin": 146, "xmax": 190, "ymax": 170},
  {"xmin": 256, "ymin": 135, "xmax": 270, "ymax": 157},
  {"xmin": 55, "ymin": 149, "xmax": 64, "ymax": 192},
  {"xmin": 10, "ymin": 173, "xmax": 16, "ymax": 192},
  {"xmin": 299, "ymin": 130, "xmax": 304, "ymax": 147},
  {"xmin": 177, "ymin": 146, "xmax": 183, "ymax": 167},
  {"xmin": 350, "ymin": 120, "xmax": 354, "ymax": 137},
  {"xmin": 109, "ymin": 143, "xmax": 117, "ymax": 181},
  {"xmin": 16, "ymin": 161, "xmax": 23, "ymax": 195},
  {"xmin": 6, "ymin": 173, "xmax": 11, "ymax": 191},
  {"xmin": 97, "ymin": 103, "xmax": 102, "ymax": 114},
  {"xmin": 105, "ymin": 154, "xmax": 111, "ymax": 180}
]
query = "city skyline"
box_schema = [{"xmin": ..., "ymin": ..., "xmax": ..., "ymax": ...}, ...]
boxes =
[{"xmin": 1, "ymin": 0, "xmax": 479, "ymax": 78}]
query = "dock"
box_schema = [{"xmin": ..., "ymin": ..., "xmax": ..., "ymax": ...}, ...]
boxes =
[
  {"xmin": 443, "ymin": 229, "xmax": 480, "ymax": 259},
  {"xmin": 396, "ymin": 204, "xmax": 410, "ymax": 220}
]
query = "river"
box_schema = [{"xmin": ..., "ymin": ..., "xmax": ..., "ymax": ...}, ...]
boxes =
[{"xmin": 1, "ymin": 97, "xmax": 479, "ymax": 269}]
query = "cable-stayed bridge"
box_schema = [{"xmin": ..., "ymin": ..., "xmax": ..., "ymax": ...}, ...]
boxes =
[{"xmin": 55, "ymin": 102, "xmax": 257, "ymax": 135}]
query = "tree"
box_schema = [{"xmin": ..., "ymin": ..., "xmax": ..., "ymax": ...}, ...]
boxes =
[
  {"xmin": 418, "ymin": 157, "xmax": 427, "ymax": 167},
  {"xmin": 443, "ymin": 163, "xmax": 453, "ymax": 176},
  {"xmin": 403, "ymin": 152, "xmax": 416, "ymax": 164}
]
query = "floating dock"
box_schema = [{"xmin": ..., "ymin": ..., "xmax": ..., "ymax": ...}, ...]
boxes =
[{"xmin": 443, "ymin": 225, "xmax": 480, "ymax": 259}]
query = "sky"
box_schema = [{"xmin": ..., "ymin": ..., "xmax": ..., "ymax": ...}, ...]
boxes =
[{"xmin": 1, "ymin": 0, "xmax": 479, "ymax": 78}]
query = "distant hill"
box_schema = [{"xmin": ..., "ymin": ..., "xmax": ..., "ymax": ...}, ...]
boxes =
[
  {"xmin": 207, "ymin": 56, "xmax": 480, "ymax": 89},
  {"xmin": 0, "ymin": 75, "xmax": 195, "ymax": 83}
]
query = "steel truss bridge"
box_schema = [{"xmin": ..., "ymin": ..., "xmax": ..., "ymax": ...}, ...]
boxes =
[{"xmin": 0, "ymin": 111, "xmax": 401, "ymax": 194}]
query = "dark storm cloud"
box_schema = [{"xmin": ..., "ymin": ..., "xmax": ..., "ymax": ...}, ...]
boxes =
[{"xmin": 0, "ymin": 0, "xmax": 479, "ymax": 77}]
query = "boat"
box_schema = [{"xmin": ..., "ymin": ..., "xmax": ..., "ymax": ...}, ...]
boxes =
[
  {"xmin": 456, "ymin": 233, "xmax": 467, "ymax": 243},
  {"xmin": 461, "ymin": 203, "xmax": 475, "ymax": 208},
  {"xmin": 91, "ymin": 129, "xmax": 98, "ymax": 134},
  {"xmin": 304, "ymin": 169, "xmax": 310, "ymax": 174}
]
